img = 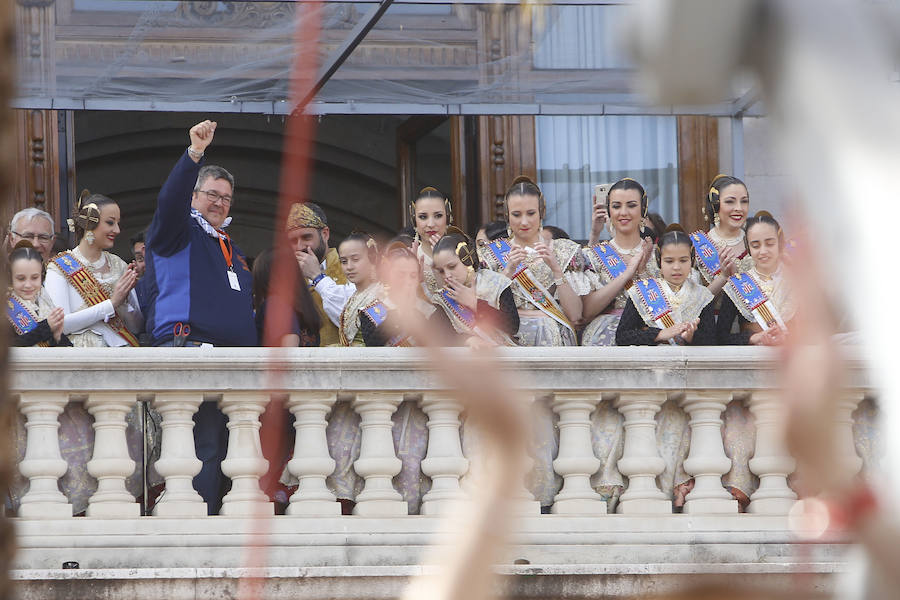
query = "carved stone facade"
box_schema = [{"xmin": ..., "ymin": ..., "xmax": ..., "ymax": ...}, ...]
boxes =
[{"xmin": 174, "ymin": 1, "xmax": 295, "ymax": 28}]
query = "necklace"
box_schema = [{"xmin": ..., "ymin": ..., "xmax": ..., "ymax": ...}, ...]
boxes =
[
  {"xmin": 752, "ymin": 268, "xmax": 777, "ymax": 297},
  {"xmin": 72, "ymin": 246, "xmax": 107, "ymax": 271},
  {"xmin": 662, "ymin": 280, "xmax": 685, "ymax": 310},
  {"xmin": 609, "ymin": 237, "xmax": 642, "ymax": 256},
  {"xmin": 708, "ymin": 227, "xmax": 744, "ymax": 248}
]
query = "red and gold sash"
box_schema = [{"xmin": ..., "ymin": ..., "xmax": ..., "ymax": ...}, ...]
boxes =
[{"xmin": 51, "ymin": 252, "xmax": 139, "ymax": 347}]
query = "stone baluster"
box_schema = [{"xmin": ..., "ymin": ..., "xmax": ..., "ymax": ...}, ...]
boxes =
[
  {"xmin": 419, "ymin": 393, "xmax": 468, "ymax": 515},
  {"xmin": 551, "ymin": 392, "xmax": 605, "ymax": 515},
  {"xmin": 503, "ymin": 395, "xmax": 543, "ymax": 515},
  {"xmin": 679, "ymin": 391, "xmax": 738, "ymax": 514},
  {"xmin": 747, "ymin": 391, "xmax": 797, "ymax": 515},
  {"xmin": 835, "ymin": 390, "xmax": 865, "ymax": 477},
  {"xmin": 615, "ymin": 391, "xmax": 671, "ymax": 514},
  {"xmin": 17, "ymin": 392, "xmax": 73, "ymax": 518},
  {"xmin": 152, "ymin": 393, "xmax": 206, "ymax": 516},
  {"xmin": 286, "ymin": 391, "xmax": 340, "ymax": 516},
  {"xmin": 219, "ymin": 392, "xmax": 273, "ymax": 516},
  {"xmin": 352, "ymin": 392, "xmax": 407, "ymax": 516},
  {"xmin": 85, "ymin": 392, "xmax": 140, "ymax": 517}
]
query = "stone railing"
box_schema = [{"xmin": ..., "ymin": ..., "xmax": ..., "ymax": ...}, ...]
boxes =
[{"xmin": 8, "ymin": 346, "xmax": 875, "ymax": 600}]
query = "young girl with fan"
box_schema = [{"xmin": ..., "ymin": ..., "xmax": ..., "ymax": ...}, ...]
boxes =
[{"xmin": 430, "ymin": 232, "xmax": 519, "ymax": 347}]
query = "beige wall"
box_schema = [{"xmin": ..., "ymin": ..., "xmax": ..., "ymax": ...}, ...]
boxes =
[{"xmin": 719, "ymin": 115, "xmax": 792, "ymax": 223}]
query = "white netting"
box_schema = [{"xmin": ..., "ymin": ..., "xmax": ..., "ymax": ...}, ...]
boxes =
[{"xmin": 15, "ymin": 1, "xmax": 749, "ymax": 114}]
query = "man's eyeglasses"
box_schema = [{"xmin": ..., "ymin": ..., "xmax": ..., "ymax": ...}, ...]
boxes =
[
  {"xmin": 11, "ymin": 230, "xmax": 54, "ymax": 243},
  {"xmin": 197, "ymin": 189, "xmax": 233, "ymax": 206}
]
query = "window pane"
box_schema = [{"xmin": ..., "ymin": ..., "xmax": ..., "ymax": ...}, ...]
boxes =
[
  {"xmin": 536, "ymin": 116, "xmax": 679, "ymax": 240},
  {"xmin": 533, "ymin": 5, "xmax": 634, "ymax": 70}
]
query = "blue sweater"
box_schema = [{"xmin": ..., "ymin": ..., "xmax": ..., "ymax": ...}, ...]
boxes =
[{"xmin": 144, "ymin": 151, "xmax": 257, "ymax": 346}]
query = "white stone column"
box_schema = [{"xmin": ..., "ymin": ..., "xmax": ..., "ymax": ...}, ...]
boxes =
[
  {"xmin": 152, "ymin": 393, "xmax": 206, "ymax": 517},
  {"xmin": 219, "ymin": 392, "xmax": 273, "ymax": 516},
  {"xmin": 679, "ymin": 391, "xmax": 738, "ymax": 514},
  {"xmin": 419, "ymin": 392, "xmax": 469, "ymax": 516},
  {"xmin": 17, "ymin": 392, "xmax": 73, "ymax": 518},
  {"xmin": 551, "ymin": 392, "xmax": 605, "ymax": 515},
  {"xmin": 614, "ymin": 391, "xmax": 670, "ymax": 514},
  {"xmin": 835, "ymin": 390, "xmax": 865, "ymax": 477},
  {"xmin": 352, "ymin": 392, "xmax": 407, "ymax": 516},
  {"xmin": 747, "ymin": 391, "xmax": 797, "ymax": 515},
  {"xmin": 285, "ymin": 391, "xmax": 340, "ymax": 516},
  {"xmin": 85, "ymin": 392, "xmax": 140, "ymax": 517}
]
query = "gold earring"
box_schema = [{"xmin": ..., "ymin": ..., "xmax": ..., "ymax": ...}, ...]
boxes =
[
  {"xmin": 506, "ymin": 227, "xmax": 512, "ymax": 239},
  {"xmin": 713, "ymin": 214, "xmax": 721, "ymax": 228},
  {"xmin": 85, "ymin": 231, "xmax": 95, "ymax": 245}
]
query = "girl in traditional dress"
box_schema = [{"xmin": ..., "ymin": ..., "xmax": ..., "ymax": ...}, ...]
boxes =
[
  {"xmin": 45, "ymin": 192, "xmax": 142, "ymax": 347},
  {"xmin": 252, "ymin": 246, "xmax": 321, "ymax": 347},
  {"xmin": 41, "ymin": 192, "xmax": 150, "ymax": 515},
  {"xmin": 352, "ymin": 241, "xmax": 432, "ymax": 513},
  {"xmin": 430, "ymin": 232, "xmax": 519, "ymax": 347},
  {"xmin": 274, "ymin": 233, "xmax": 383, "ymax": 511},
  {"xmin": 716, "ymin": 212, "xmax": 794, "ymax": 508},
  {"xmin": 716, "ymin": 212, "xmax": 793, "ymax": 345},
  {"xmin": 361, "ymin": 242, "xmax": 438, "ymax": 347},
  {"xmin": 337, "ymin": 232, "xmax": 384, "ymax": 346},
  {"xmin": 695, "ymin": 174, "xmax": 754, "ymax": 295},
  {"xmin": 6, "ymin": 243, "xmax": 74, "ymax": 515},
  {"xmin": 616, "ymin": 227, "xmax": 716, "ymax": 346},
  {"xmin": 581, "ymin": 178, "xmax": 656, "ymax": 346},
  {"xmin": 7, "ymin": 242, "xmax": 71, "ymax": 347},
  {"xmin": 477, "ymin": 177, "xmax": 592, "ymax": 347},
  {"xmin": 410, "ymin": 186, "xmax": 452, "ymax": 299}
]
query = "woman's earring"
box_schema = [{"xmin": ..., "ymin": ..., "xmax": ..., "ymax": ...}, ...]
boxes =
[
  {"xmin": 413, "ymin": 231, "xmax": 421, "ymax": 245},
  {"xmin": 713, "ymin": 214, "xmax": 721, "ymax": 228},
  {"xmin": 506, "ymin": 227, "xmax": 513, "ymax": 239},
  {"xmin": 85, "ymin": 231, "xmax": 95, "ymax": 246}
]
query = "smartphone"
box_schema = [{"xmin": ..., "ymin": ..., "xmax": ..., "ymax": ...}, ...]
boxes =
[{"xmin": 593, "ymin": 183, "xmax": 611, "ymax": 206}]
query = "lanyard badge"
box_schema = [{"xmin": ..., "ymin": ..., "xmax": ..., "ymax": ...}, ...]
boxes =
[{"xmin": 218, "ymin": 232, "xmax": 241, "ymax": 292}]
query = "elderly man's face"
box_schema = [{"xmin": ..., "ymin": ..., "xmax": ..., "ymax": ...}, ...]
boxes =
[
  {"xmin": 8, "ymin": 216, "xmax": 54, "ymax": 261},
  {"xmin": 191, "ymin": 176, "xmax": 233, "ymax": 229},
  {"xmin": 288, "ymin": 226, "xmax": 328, "ymax": 263}
]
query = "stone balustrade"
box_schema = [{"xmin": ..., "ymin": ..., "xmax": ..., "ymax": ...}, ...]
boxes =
[{"xmin": 8, "ymin": 346, "xmax": 876, "ymax": 600}]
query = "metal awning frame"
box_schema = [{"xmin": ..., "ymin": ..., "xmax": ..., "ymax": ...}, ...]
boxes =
[{"xmin": 11, "ymin": 97, "xmax": 764, "ymax": 117}]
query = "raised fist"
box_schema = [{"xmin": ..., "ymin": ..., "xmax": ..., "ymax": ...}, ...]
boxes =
[{"xmin": 189, "ymin": 120, "xmax": 217, "ymax": 154}]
